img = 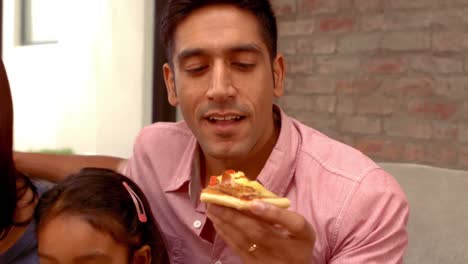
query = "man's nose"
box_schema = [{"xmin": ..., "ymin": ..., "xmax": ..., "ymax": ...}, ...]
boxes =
[{"xmin": 206, "ymin": 62, "xmax": 235, "ymax": 102}]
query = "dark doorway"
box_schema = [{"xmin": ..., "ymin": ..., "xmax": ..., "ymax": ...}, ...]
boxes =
[{"xmin": 152, "ymin": 0, "xmax": 176, "ymax": 123}]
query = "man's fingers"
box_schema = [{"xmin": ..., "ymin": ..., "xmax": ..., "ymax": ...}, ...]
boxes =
[
  {"xmin": 249, "ymin": 201, "xmax": 314, "ymax": 239},
  {"xmin": 207, "ymin": 205, "xmax": 287, "ymax": 247},
  {"xmin": 207, "ymin": 208, "xmax": 257, "ymax": 261},
  {"xmin": 207, "ymin": 205, "xmax": 271, "ymax": 244}
]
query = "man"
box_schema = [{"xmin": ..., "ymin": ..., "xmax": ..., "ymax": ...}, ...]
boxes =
[{"xmin": 16, "ymin": 1, "xmax": 409, "ymax": 263}]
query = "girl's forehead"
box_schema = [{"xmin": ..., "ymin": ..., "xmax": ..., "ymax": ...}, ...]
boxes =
[{"xmin": 38, "ymin": 214, "xmax": 130, "ymax": 263}]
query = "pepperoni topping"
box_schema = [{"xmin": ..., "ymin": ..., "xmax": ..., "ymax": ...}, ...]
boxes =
[
  {"xmin": 221, "ymin": 171, "xmax": 232, "ymax": 184},
  {"xmin": 209, "ymin": 176, "xmax": 218, "ymax": 186},
  {"xmin": 225, "ymin": 169, "xmax": 236, "ymax": 174}
]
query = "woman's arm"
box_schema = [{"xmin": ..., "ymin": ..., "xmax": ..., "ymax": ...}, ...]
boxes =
[{"xmin": 14, "ymin": 151, "xmax": 127, "ymax": 183}]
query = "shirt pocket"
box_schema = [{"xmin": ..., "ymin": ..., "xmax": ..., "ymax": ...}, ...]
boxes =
[{"xmin": 164, "ymin": 234, "xmax": 185, "ymax": 264}]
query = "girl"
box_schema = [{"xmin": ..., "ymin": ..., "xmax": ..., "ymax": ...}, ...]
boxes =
[
  {"xmin": 0, "ymin": 60, "xmax": 47, "ymax": 263},
  {"xmin": 35, "ymin": 168, "xmax": 169, "ymax": 264}
]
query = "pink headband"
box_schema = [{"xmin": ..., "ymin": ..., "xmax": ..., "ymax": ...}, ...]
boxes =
[{"xmin": 122, "ymin": 182, "xmax": 148, "ymax": 223}]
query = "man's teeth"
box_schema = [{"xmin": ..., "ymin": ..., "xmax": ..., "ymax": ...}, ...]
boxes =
[{"xmin": 209, "ymin": 116, "xmax": 241, "ymax": 121}]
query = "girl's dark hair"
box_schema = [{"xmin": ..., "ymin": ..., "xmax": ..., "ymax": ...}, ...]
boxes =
[
  {"xmin": 35, "ymin": 168, "xmax": 169, "ymax": 264},
  {"xmin": 0, "ymin": 61, "xmax": 37, "ymax": 240},
  {"xmin": 160, "ymin": 0, "xmax": 278, "ymax": 63}
]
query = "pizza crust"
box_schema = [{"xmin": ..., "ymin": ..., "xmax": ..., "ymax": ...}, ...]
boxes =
[{"xmin": 200, "ymin": 192, "xmax": 290, "ymax": 210}]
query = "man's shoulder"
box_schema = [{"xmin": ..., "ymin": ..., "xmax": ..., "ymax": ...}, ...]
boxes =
[{"xmin": 292, "ymin": 119, "xmax": 379, "ymax": 183}]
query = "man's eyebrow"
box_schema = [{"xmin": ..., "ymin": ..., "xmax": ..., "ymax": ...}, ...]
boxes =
[
  {"xmin": 177, "ymin": 48, "xmax": 205, "ymax": 63},
  {"xmin": 229, "ymin": 44, "xmax": 262, "ymax": 54},
  {"xmin": 176, "ymin": 44, "xmax": 263, "ymax": 63}
]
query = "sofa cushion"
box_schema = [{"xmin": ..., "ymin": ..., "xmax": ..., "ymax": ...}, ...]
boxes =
[{"xmin": 380, "ymin": 163, "xmax": 468, "ymax": 264}]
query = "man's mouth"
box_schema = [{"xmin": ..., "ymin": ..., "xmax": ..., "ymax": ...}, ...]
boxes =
[{"xmin": 207, "ymin": 115, "xmax": 244, "ymax": 122}]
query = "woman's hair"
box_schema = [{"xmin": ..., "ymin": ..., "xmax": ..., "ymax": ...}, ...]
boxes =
[
  {"xmin": 35, "ymin": 168, "xmax": 169, "ymax": 263},
  {"xmin": 0, "ymin": 61, "xmax": 37, "ymax": 240}
]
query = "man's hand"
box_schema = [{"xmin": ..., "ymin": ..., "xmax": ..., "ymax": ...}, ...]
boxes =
[{"xmin": 206, "ymin": 201, "xmax": 315, "ymax": 264}]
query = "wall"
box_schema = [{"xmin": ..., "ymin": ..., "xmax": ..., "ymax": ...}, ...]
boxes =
[
  {"xmin": 3, "ymin": 0, "xmax": 154, "ymax": 158},
  {"xmin": 272, "ymin": 0, "xmax": 468, "ymax": 170}
]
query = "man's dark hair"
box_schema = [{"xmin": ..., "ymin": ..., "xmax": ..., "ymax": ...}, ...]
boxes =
[{"xmin": 160, "ymin": 0, "xmax": 278, "ymax": 64}]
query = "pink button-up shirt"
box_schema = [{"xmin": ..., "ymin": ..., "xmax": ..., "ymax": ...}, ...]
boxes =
[{"xmin": 125, "ymin": 107, "xmax": 409, "ymax": 264}]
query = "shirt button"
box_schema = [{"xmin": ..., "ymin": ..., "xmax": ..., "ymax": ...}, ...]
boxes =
[
  {"xmin": 214, "ymin": 261, "xmax": 222, "ymax": 264},
  {"xmin": 193, "ymin": 220, "xmax": 202, "ymax": 229}
]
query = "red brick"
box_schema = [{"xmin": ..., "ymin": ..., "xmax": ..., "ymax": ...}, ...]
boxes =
[
  {"xmin": 336, "ymin": 77, "xmax": 380, "ymax": 94},
  {"xmin": 465, "ymin": 56, "xmax": 468, "ymax": 72},
  {"xmin": 432, "ymin": 8, "xmax": 468, "ymax": 27},
  {"xmin": 381, "ymin": 31, "xmax": 431, "ymax": 51},
  {"xmin": 334, "ymin": 134, "xmax": 355, "ymax": 146},
  {"xmin": 404, "ymin": 143, "xmax": 426, "ymax": 162},
  {"xmin": 353, "ymin": 0, "xmax": 385, "ymax": 12},
  {"xmin": 297, "ymin": 36, "xmax": 336, "ymax": 55},
  {"xmin": 458, "ymin": 124, "xmax": 468, "ymax": 143},
  {"xmin": 293, "ymin": 111, "xmax": 337, "ymax": 131},
  {"xmin": 384, "ymin": 117, "xmax": 432, "ymax": 139},
  {"xmin": 410, "ymin": 55, "xmax": 464, "ymax": 74},
  {"xmin": 279, "ymin": 37, "xmax": 296, "ymax": 55},
  {"xmin": 423, "ymin": 144, "xmax": 457, "ymax": 166},
  {"xmin": 457, "ymin": 102, "xmax": 468, "ymax": 120},
  {"xmin": 458, "ymin": 145, "xmax": 468, "ymax": 167},
  {"xmin": 271, "ymin": 0, "xmax": 296, "ymax": 16},
  {"xmin": 337, "ymin": 33, "xmax": 381, "ymax": 53},
  {"xmin": 384, "ymin": 11, "xmax": 432, "ymax": 31},
  {"xmin": 339, "ymin": 116, "xmax": 381, "ymax": 135},
  {"xmin": 293, "ymin": 77, "xmax": 335, "ymax": 94},
  {"xmin": 366, "ymin": 57, "xmax": 408, "ymax": 74},
  {"xmin": 382, "ymin": 77, "xmax": 434, "ymax": 97},
  {"xmin": 317, "ymin": 57, "xmax": 360, "ymax": 75},
  {"xmin": 356, "ymin": 96, "xmax": 396, "ymax": 115},
  {"xmin": 278, "ymin": 95, "xmax": 316, "ymax": 111},
  {"xmin": 337, "ymin": 96, "xmax": 355, "ymax": 114},
  {"xmin": 434, "ymin": 77, "xmax": 468, "ymax": 100},
  {"xmin": 298, "ymin": 0, "xmax": 352, "ymax": 14},
  {"xmin": 407, "ymin": 99, "xmax": 457, "ymax": 120},
  {"xmin": 287, "ymin": 55, "xmax": 315, "ymax": 75},
  {"xmin": 283, "ymin": 77, "xmax": 294, "ymax": 93},
  {"xmin": 389, "ymin": 0, "xmax": 438, "ymax": 9},
  {"xmin": 433, "ymin": 30, "xmax": 468, "ymax": 52},
  {"xmin": 315, "ymin": 96, "xmax": 337, "ymax": 113},
  {"xmin": 319, "ymin": 17, "xmax": 355, "ymax": 33},
  {"xmin": 432, "ymin": 121, "xmax": 459, "ymax": 140},
  {"xmin": 278, "ymin": 19, "xmax": 315, "ymax": 36},
  {"xmin": 360, "ymin": 14, "xmax": 385, "ymax": 31},
  {"xmin": 354, "ymin": 138, "xmax": 404, "ymax": 160}
]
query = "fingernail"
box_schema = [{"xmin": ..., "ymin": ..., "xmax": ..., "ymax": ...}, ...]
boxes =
[{"xmin": 250, "ymin": 200, "xmax": 266, "ymax": 215}]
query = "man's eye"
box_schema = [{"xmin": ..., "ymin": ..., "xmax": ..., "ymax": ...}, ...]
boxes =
[
  {"xmin": 232, "ymin": 62, "xmax": 255, "ymax": 70},
  {"xmin": 186, "ymin": 65, "xmax": 208, "ymax": 74}
]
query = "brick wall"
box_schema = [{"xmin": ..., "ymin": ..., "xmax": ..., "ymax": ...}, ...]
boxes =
[{"xmin": 272, "ymin": 0, "xmax": 468, "ymax": 170}]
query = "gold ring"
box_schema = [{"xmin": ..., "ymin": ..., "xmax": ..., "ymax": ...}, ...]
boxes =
[{"xmin": 248, "ymin": 243, "xmax": 257, "ymax": 253}]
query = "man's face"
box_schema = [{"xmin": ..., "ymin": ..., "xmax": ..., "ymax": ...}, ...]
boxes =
[{"xmin": 164, "ymin": 5, "xmax": 284, "ymax": 163}]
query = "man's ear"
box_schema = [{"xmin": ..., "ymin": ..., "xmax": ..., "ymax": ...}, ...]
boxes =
[
  {"xmin": 272, "ymin": 54, "xmax": 285, "ymax": 98},
  {"xmin": 132, "ymin": 245, "xmax": 151, "ymax": 264},
  {"xmin": 163, "ymin": 63, "xmax": 178, "ymax": 106}
]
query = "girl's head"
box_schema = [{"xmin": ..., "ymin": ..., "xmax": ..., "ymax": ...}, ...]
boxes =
[{"xmin": 35, "ymin": 168, "xmax": 168, "ymax": 264}]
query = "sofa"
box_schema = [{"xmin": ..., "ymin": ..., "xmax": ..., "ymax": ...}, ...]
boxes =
[{"xmin": 380, "ymin": 162, "xmax": 468, "ymax": 264}]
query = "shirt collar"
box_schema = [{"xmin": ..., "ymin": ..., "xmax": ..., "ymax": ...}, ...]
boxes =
[
  {"xmin": 256, "ymin": 105, "xmax": 301, "ymax": 197},
  {"xmin": 164, "ymin": 105, "xmax": 301, "ymax": 198},
  {"xmin": 164, "ymin": 135, "xmax": 198, "ymax": 192}
]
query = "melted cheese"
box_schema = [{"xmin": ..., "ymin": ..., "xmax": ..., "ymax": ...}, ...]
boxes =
[{"xmin": 216, "ymin": 171, "xmax": 278, "ymax": 198}]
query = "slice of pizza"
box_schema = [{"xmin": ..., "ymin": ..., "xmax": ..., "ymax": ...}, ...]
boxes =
[{"xmin": 200, "ymin": 170, "xmax": 290, "ymax": 210}]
